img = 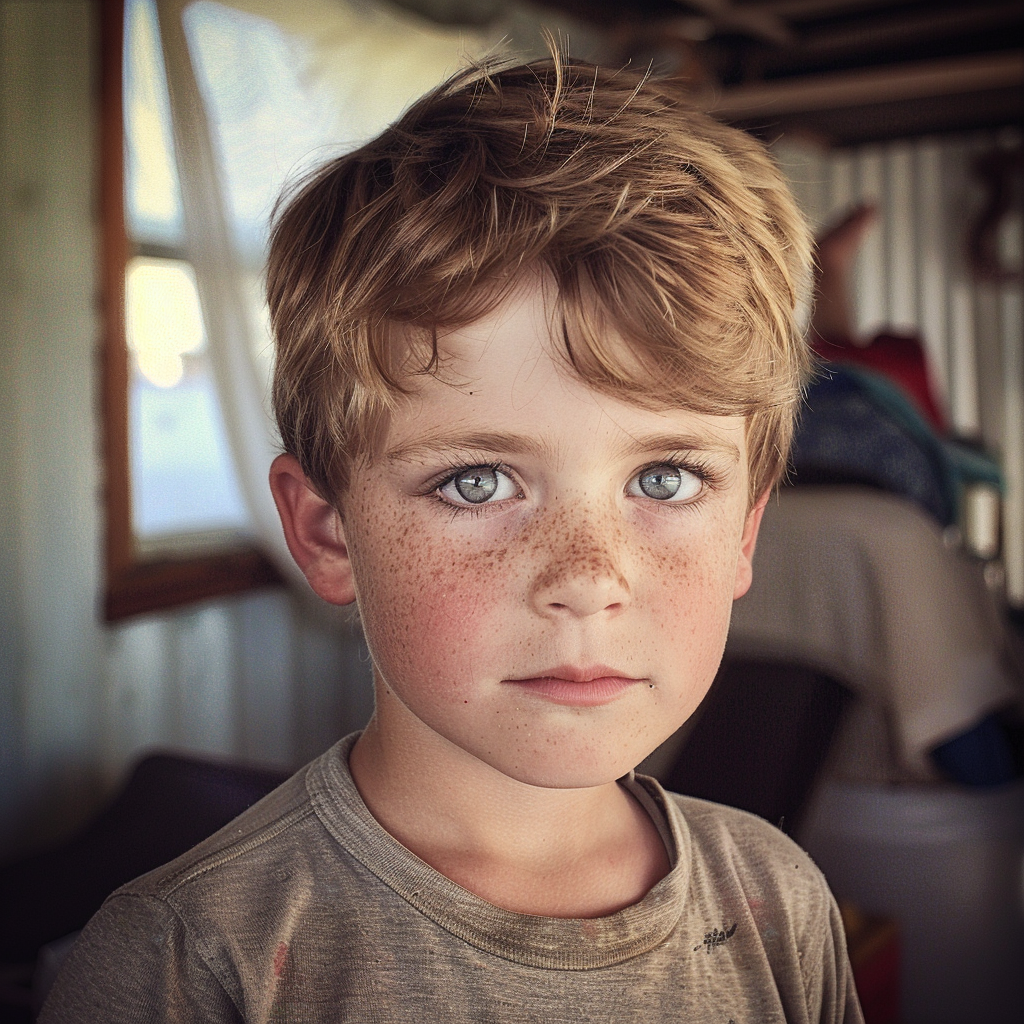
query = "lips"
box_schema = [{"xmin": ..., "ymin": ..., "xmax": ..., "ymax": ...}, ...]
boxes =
[{"xmin": 503, "ymin": 665, "xmax": 645, "ymax": 707}]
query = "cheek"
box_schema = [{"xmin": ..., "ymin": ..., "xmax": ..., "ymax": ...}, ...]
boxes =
[
  {"xmin": 349, "ymin": 512, "xmax": 515, "ymax": 688},
  {"xmin": 632, "ymin": 517, "xmax": 742, "ymax": 669}
]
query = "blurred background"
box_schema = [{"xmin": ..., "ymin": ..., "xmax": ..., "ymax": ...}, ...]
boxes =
[{"xmin": 1, "ymin": 1, "xmax": 1022, "ymax": 1021}]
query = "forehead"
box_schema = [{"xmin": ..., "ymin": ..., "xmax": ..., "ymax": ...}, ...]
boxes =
[{"xmin": 384, "ymin": 277, "xmax": 748, "ymax": 467}]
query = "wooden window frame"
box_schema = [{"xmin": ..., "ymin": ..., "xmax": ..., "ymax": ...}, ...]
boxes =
[{"xmin": 100, "ymin": 0, "xmax": 282, "ymax": 622}]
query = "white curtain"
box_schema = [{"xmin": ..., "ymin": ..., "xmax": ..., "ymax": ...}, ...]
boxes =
[{"xmin": 154, "ymin": 0, "xmax": 490, "ymax": 586}]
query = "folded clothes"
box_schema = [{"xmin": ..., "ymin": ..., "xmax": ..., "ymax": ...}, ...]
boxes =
[
  {"xmin": 792, "ymin": 363, "xmax": 1002, "ymax": 528},
  {"xmin": 812, "ymin": 330, "xmax": 946, "ymax": 432}
]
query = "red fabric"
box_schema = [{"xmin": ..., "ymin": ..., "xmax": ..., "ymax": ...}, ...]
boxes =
[
  {"xmin": 851, "ymin": 930, "xmax": 901, "ymax": 1024},
  {"xmin": 812, "ymin": 331, "xmax": 947, "ymax": 433}
]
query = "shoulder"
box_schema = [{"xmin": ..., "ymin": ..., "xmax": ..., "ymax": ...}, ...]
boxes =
[
  {"xmin": 38, "ymin": 891, "xmax": 240, "ymax": 1023},
  {"xmin": 658, "ymin": 789, "xmax": 863, "ymax": 1023},
  {"xmin": 661, "ymin": 788, "xmax": 835, "ymax": 933},
  {"xmin": 126, "ymin": 758, "xmax": 320, "ymax": 904},
  {"xmin": 41, "ymin": 748, "xmax": 349, "ymax": 1022},
  {"xmin": 113, "ymin": 747, "xmax": 370, "ymax": 955},
  {"xmin": 668, "ymin": 790, "xmax": 821, "ymax": 874}
]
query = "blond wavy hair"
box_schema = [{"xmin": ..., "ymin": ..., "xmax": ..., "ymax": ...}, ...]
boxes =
[{"xmin": 267, "ymin": 53, "xmax": 813, "ymax": 505}]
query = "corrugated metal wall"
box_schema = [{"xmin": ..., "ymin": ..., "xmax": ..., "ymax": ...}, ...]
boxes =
[
  {"xmin": 7, "ymin": 581, "xmax": 372, "ymax": 865},
  {"xmin": 102, "ymin": 592, "xmax": 374, "ymax": 780},
  {"xmin": 775, "ymin": 129, "xmax": 1024, "ymax": 606}
]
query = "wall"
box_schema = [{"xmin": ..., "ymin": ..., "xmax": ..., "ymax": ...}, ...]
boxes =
[
  {"xmin": 0, "ymin": 1, "xmax": 372, "ymax": 863},
  {"xmin": 1, "ymin": 1, "xmax": 107, "ymax": 858}
]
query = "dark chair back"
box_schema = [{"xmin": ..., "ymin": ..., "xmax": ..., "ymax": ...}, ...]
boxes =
[
  {"xmin": 665, "ymin": 657, "xmax": 852, "ymax": 835},
  {"xmin": 0, "ymin": 752, "xmax": 290, "ymax": 964}
]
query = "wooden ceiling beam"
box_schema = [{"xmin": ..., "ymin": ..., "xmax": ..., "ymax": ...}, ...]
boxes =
[
  {"xmin": 699, "ymin": 50, "xmax": 1024, "ymax": 116},
  {"xmin": 797, "ymin": 2, "xmax": 1023, "ymax": 55},
  {"xmin": 673, "ymin": 0, "xmax": 794, "ymax": 45}
]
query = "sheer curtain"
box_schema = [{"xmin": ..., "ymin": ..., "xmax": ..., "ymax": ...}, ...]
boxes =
[{"xmin": 153, "ymin": 0, "xmax": 490, "ymax": 584}]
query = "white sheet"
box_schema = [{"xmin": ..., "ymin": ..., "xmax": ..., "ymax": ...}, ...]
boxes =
[{"xmin": 728, "ymin": 486, "xmax": 1020, "ymax": 781}]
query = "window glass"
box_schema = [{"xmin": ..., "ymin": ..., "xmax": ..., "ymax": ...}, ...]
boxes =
[
  {"xmin": 126, "ymin": 258, "xmax": 247, "ymax": 540},
  {"xmin": 120, "ymin": 0, "xmax": 477, "ymax": 555},
  {"xmin": 123, "ymin": 0, "xmax": 248, "ymax": 548},
  {"xmin": 124, "ymin": 0, "xmax": 184, "ymax": 245}
]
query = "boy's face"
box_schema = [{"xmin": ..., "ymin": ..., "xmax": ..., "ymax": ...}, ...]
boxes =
[{"xmin": 275, "ymin": 276, "xmax": 767, "ymax": 789}]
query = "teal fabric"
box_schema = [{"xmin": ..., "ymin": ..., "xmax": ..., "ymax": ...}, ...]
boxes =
[{"xmin": 793, "ymin": 363, "xmax": 1003, "ymax": 528}]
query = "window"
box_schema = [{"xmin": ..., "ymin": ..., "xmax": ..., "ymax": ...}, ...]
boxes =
[
  {"xmin": 101, "ymin": 0, "xmax": 281, "ymax": 620},
  {"xmin": 101, "ymin": 0, "xmax": 485, "ymax": 620}
]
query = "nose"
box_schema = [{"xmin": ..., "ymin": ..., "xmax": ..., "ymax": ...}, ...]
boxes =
[{"xmin": 527, "ymin": 511, "xmax": 632, "ymax": 619}]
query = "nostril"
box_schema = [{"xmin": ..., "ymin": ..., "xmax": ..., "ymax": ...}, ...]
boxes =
[{"xmin": 537, "ymin": 581, "xmax": 630, "ymax": 618}]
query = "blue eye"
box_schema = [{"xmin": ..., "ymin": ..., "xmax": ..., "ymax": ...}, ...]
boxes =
[
  {"xmin": 639, "ymin": 467, "xmax": 680, "ymax": 499},
  {"xmin": 440, "ymin": 466, "xmax": 518, "ymax": 506},
  {"xmin": 628, "ymin": 464, "xmax": 702, "ymax": 502}
]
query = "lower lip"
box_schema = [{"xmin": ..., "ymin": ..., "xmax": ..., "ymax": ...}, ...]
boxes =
[{"xmin": 504, "ymin": 676, "xmax": 641, "ymax": 707}]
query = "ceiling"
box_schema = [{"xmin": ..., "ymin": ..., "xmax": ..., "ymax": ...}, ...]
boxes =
[{"xmin": 393, "ymin": 0, "xmax": 1023, "ymax": 145}]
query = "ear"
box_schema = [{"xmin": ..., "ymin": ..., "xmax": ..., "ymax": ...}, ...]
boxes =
[
  {"xmin": 733, "ymin": 489, "xmax": 771, "ymax": 600},
  {"xmin": 269, "ymin": 454, "xmax": 357, "ymax": 606}
]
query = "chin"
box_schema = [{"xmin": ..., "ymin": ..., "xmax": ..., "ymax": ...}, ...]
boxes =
[{"xmin": 483, "ymin": 743, "xmax": 653, "ymax": 791}]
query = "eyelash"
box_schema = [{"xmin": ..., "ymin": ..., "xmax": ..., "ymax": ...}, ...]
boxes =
[
  {"xmin": 634, "ymin": 456, "xmax": 720, "ymax": 512},
  {"xmin": 424, "ymin": 455, "xmax": 721, "ymax": 516},
  {"xmin": 424, "ymin": 460, "xmax": 518, "ymax": 519}
]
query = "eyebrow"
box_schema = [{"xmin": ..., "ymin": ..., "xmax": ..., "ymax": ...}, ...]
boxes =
[
  {"xmin": 385, "ymin": 429, "xmax": 741, "ymax": 464},
  {"xmin": 616, "ymin": 432, "xmax": 742, "ymax": 463},
  {"xmin": 386, "ymin": 431, "xmax": 553, "ymax": 463}
]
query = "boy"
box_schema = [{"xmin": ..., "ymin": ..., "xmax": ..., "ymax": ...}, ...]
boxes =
[{"xmin": 42, "ymin": 55, "xmax": 863, "ymax": 1022}]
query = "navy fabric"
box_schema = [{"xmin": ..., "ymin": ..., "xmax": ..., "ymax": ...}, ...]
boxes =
[
  {"xmin": 791, "ymin": 365, "xmax": 1002, "ymax": 528},
  {"xmin": 931, "ymin": 713, "xmax": 1019, "ymax": 787}
]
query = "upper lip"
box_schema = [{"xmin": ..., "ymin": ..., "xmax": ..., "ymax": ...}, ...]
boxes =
[{"xmin": 508, "ymin": 665, "xmax": 640, "ymax": 683}]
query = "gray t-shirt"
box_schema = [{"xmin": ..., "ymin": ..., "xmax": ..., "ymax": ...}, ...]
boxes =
[{"xmin": 40, "ymin": 734, "xmax": 863, "ymax": 1023}]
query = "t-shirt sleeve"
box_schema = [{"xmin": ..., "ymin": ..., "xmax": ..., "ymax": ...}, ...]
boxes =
[
  {"xmin": 37, "ymin": 893, "xmax": 241, "ymax": 1024},
  {"xmin": 803, "ymin": 885, "xmax": 865, "ymax": 1024}
]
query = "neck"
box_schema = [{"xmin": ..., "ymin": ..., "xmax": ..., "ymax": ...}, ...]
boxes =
[{"xmin": 348, "ymin": 690, "xmax": 671, "ymax": 918}]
